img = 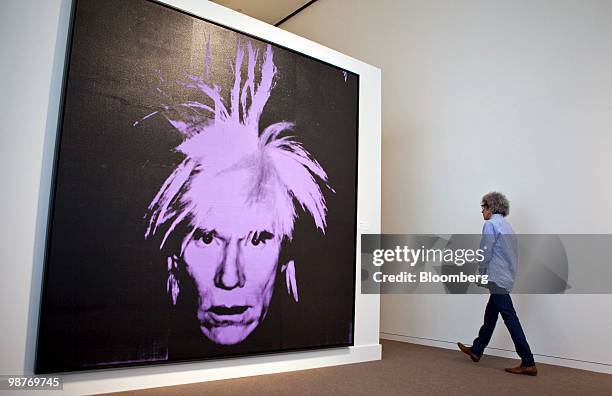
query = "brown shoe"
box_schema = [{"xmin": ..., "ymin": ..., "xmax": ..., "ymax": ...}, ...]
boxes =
[
  {"xmin": 457, "ymin": 342, "xmax": 480, "ymax": 362},
  {"xmin": 505, "ymin": 364, "xmax": 538, "ymax": 376}
]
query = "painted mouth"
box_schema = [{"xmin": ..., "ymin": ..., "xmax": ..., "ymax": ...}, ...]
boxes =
[
  {"xmin": 208, "ymin": 305, "xmax": 249, "ymax": 316},
  {"xmin": 203, "ymin": 305, "xmax": 254, "ymax": 328}
]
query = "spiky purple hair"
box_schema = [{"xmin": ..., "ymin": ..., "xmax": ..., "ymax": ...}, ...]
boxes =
[{"xmin": 142, "ymin": 40, "xmax": 333, "ymax": 252}]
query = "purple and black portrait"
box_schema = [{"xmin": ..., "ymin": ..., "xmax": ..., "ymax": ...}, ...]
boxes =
[
  {"xmin": 142, "ymin": 42, "xmax": 332, "ymax": 345},
  {"xmin": 35, "ymin": 0, "xmax": 358, "ymax": 374}
]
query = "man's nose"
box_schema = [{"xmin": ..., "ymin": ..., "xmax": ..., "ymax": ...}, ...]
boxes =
[{"xmin": 214, "ymin": 241, "xmax": 246, "ymax": 290}]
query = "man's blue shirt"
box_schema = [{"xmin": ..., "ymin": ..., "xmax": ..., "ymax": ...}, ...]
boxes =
[{"xmin": 479, "ymin": 214, "xmax": 518, "ymax": 291}]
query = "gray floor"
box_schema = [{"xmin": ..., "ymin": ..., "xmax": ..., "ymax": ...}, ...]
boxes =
[{"xmin": 107, "ymin": 339, "xmax": 612, "ymax": 395}]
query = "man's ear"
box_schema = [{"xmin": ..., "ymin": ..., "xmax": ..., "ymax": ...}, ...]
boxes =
[
  {"xmin": 280, "ymin": 260, "xmax": 299, "ymax": 303},
  {"xmin": 167, "ymin": 255, "xmax": 180, "ymax": 305}
]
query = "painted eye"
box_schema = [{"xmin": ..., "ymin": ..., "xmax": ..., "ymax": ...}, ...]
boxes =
[
  {"xmin": 250, "ymin": 231, "xmax": 274, "ymax": 246},
  {"xmin": 201, "ymin": 233, "xmax": 213, "ymax": 244},
  {"xmin": 251, "ymin": 232, "xmax": 262, "ymax": 246},
  {"xmin": 194, "ymin": 229, "xmax": 215, "ymax": 246}
]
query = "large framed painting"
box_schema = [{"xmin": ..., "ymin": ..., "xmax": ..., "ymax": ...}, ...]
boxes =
[{"xmin": 36, "ymin": 0, "xmax": 359, "ymax": 373}]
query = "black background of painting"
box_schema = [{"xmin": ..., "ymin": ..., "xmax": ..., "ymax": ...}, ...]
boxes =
[{"xmin": 36, "ymin": 0, "xmax": 358, "ymax": 373}]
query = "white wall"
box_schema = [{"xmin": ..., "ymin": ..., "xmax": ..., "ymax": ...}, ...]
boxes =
[
  {"xmin": 282, "ymin": 0, "xmax": 612, "ymax": 373},
  {"xmin": 0, "ymin": 0, "xmax": 381, "ymax": 394}
]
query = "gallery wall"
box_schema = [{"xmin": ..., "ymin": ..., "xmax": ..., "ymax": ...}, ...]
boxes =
[
  {"xmin": 282, "ymin": 0, "xmax": 612, "ymax": 373},
  {"xmin": 0, "ymin": 0, "xmax": 381, "ymax": 394}
]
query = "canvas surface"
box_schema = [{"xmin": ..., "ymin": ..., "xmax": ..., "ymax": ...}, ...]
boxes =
[{"xmin": 36, "ymin": 0, "xmax": 359, "ymax": 373}]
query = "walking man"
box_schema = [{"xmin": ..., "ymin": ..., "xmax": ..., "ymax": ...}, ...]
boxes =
[{"xmin": 458, "ymin": 192, "xmax": 537, "ymax": 375}]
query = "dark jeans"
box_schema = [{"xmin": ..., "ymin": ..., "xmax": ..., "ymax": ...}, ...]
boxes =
[{"xmin": 471, "ymin": 283, "xmax": 535, "ymax": 367}]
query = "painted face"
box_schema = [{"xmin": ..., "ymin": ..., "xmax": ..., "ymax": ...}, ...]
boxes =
[
  {"xmin": 181, "ymin": 168, "xmax": 282, "ymax": 345},
  {"xmin": 142, "ymin": 42, "xmax": 332, "ymax": 346}
]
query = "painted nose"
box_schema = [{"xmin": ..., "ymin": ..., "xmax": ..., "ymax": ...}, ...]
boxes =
[{"xmin": 214, "ymin": 241, "xmax": 245, "ymax": 290}]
